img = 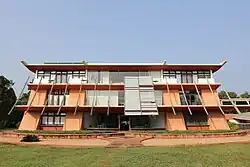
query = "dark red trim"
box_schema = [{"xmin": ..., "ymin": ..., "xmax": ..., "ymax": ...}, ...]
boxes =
[
  {"xmin": 27, "ymin": 83, "xmax": 221, "ymax": 90},
  {"xmin": 24, "ymin": 64, "xmax": 224, "ymax": 73}
]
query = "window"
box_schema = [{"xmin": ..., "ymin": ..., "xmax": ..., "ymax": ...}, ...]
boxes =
[
  {"xmin": 184, "ymin": 111, "xmax": 208, "ymax": 125},
  {"xmin": 154, "ymin": 90, "xmax": 163, "ymax": 105},
  {"xmin": 198, "ymin": 71, "xmax": 211, "ymax": 79},
  {"xmin": 86, "ymin": 90, "xmax": 120, "ymax": 106},
  {"xmin": 37, "ymin": 70, "xmax": 86, "ymax": 83},
  {"xmin": 181, "ymin": 71, "xmax": 193, "ymax": 83},
  {"xmin": 37, "ymin": 71, "xmax": 45, "ymax": 78},
  {"xmin": 118, "ymin": 91, "xmax": 124, "ymax": 106},
  {"xmin": 47, "ymin": 90, "xmax": 69, "ymax": 105},
  {"xmin": 41, "ymin": 112, "xmax": 66, "ymax": 125},
  {"xmin": 163, "ymin": 71, "xmax": 177, "ymax": 79},
  {"xmin": 179, "ymin": 90, "xmax": 201, "ymax": 105}
]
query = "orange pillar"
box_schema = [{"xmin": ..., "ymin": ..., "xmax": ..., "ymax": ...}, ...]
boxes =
[
  {"xmin": 166, "ymin": 111, "xmax": 186, "ymax": 130},
  {"xmin": 63, "ymin": 112, "xmax": 84, "ymax": 131},
  {"xmin": 18, "ymin": 111, "xmax": 41, "ymax": 130}
]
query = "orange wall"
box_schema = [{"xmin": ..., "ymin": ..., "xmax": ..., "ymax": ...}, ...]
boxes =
[
  {"xmin": 18, "ymin": 111, "xmax": 41, "ymax": 130},
  {"xmin": 27, "ymin": 90, "xmax": 47, "ymax": 105},
  {"xmin": 208, "ymin": 111, "xmax": 229, "ymax": 130},
  {"xmin": 63, "ymin": 112, "xmax": 84, "ymax": 130},
  {"xmin": 166, "ymin": 111, "xmax": 186, "ymax": 130},
  {"xmin": 163, "ymin": 89, "xmax": 181, "ymax": 105},
  {"xmin": 201, "ymin": 89, "xmax": 220, "ymax": 105},
  {"xmin": 68, "ymin": 90, "xmax": 85, "ymax": 106}
]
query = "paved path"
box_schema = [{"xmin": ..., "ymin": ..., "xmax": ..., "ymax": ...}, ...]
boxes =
[
  {"xmin": 1, "ymin": 135, "xmax": 250, "ymax": 148},
  {"xmin": 142, "ymin": 135, "xmax": 250, "ymax": 146},
  {"xmin": 106, "ymin": 136, "xmax": 144, "ymax": 147},
  {"xmin": 0, "ymin": 136, "xmax": 110, "ymax": 148}
]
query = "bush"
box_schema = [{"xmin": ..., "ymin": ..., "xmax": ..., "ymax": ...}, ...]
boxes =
[
  {"xmin": 20, "ymin": 135, "xmax": 40, "ymax": 142},
  {"xmin": 228, "ymin": 122, "xmax": 239, "ymax": 131}
]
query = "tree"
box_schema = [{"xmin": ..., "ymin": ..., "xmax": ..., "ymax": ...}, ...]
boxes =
[
  {"xmin": 17, "ymin": 91, "xmax": 30, "ymax": 105},
  {"xmin": 240, "ymin": 91, "xmax": 250, "ymax": 98},
  {"xmin": 218, "ymin": 90, "xmax": 238, "ymax": 99},
  {"xmin": 0, "ymin": 76, "xmax": 16, "ymax": 128}
]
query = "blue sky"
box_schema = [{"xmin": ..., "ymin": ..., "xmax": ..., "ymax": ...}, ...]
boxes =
[{"xmin": 0, "ymin": 1, "xmax": 249, "ymax": 94}]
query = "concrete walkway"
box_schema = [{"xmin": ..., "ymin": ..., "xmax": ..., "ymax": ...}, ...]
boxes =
[
  {"xmin": 0, "ymin": 136, "xmax": 110, "ymax": 148},
  {"xmin": 142, "ymin": 135, "xmax": 250, "ymax": 146}
]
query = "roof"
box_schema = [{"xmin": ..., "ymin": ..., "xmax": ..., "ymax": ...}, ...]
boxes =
[
  {"xmin": 232, "ymin": 112, "xmax": 250, "ymax": 121},
  {"xmin": 21, "ymin": 60, "xmax": 227, "ymax": 73}
]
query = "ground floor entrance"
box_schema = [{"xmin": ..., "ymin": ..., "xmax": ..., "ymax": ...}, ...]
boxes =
[
  {"xmin": 83, "ymin": 112, "xmax": 166, "ymax": 130},
  {"xmin": 119, "ymin": 116, "xmax": 130, "ymax": 131}
]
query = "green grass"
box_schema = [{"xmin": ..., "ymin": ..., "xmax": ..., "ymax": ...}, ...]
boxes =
[{"xmin": 0, "ymin": 144, "xmax": 250, "ymax": 167}]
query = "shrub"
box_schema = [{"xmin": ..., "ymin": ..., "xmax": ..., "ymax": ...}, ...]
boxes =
[
  {"xmin": 20, "ymin": 135, "xmax": 40, "ymax": 142},
  {"xmin": 228, "ymin": 122, "xmax": 239, "ymax": 131}
]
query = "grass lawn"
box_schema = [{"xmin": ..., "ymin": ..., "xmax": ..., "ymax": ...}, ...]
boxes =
[{"xmin": 0, "ymin": 144, "xmax": 250, "ymax": 167}]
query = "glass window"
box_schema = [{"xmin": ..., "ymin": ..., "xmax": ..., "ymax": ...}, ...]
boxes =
[
  {"xmin": 118, "ymin": 91, "xmax": 124, "ymax": 106},
  {"xmin": 88, "ymin": 71, "xmax": 99, "ymax": 83},
  {"xmin": 184, "ymin": 111, "xmax": 208, "ymax": 125},
  {"xmin": 109, "ymin": 71, "xmax": 122, "ymax": 83},
  {"xmin": 181, "ymin": 71, "xmax": 193, "ymax": 83},
  {"xmin": 48, "ymin": 90, "xmax": 69, "ymax": 105},
  {"xmin": 198, "ymin": 71, "xmax": 211, "ymax": 79},
  {"xmin": 179, "ymin": 90, "xmax": 201, "ymax": 105},
  {"xmin": 154, "ymin": 90, "xmax": 162, "ymax": 105},
  {"xmin": 163, "ymin": 71, "xmax": 176, "ymax": 79},
  {"xmin": 41, "ymin": 112, "xmax": 66, "ymax": 125},
  {"xmin": 48, "ymin": 117, "xmax": 54, "ymax": 125}
]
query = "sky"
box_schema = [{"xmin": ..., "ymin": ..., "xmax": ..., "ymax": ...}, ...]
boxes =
[{"xmin": 0, "ymin": 0, "xmax": 249, "ymax": 94}]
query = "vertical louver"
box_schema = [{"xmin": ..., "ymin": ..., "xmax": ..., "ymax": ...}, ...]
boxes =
[{"xmin": 124, "ymin": 76, "xmax": 158, "ymax": 116}]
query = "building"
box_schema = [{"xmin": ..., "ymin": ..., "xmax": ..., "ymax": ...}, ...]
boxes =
[{"xmin": 16, "ymin": 60, "xmax": 247, "ymax": 131}]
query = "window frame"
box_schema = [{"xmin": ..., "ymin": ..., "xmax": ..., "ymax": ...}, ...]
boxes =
[{"xmin": 41, "ymin": 112, "xmax": 66, "ymax": 125}]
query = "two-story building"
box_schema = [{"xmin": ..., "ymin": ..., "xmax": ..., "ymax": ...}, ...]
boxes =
[{"xmin": 16, "ymin": 60, "xmax": 244, "ymax": 131}]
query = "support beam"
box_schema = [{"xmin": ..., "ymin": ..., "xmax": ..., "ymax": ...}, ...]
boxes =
[
  {"xmin": 57, "ymin": 77, "xmax": 70, "ymax": 115},
  {"xmin": 41, "ymin": 80, "xmax": 56, "ymax": 115},
  {"xmin": 206, "ymin": 78, "xmax": 225, "ymax": 114},
  {"xmin": 225, "ymin": 91, "xmax": 241, "ymax": 114},
  {"xmin": 90, "ymin": 81, "xmax": 97, "ymax": 116},
  {"xmin": 25, "ymin": 77, "xmax": 42, "ymax": 114},
  {"xmin": 165, "ymin": 79, "xmax": 176, "ymax": 115},
  {"xmin": 180, "ymin": 83, "xmax": 192, "ymax": 115},
  {"xmin": 194, "ymin": 83, "xmax": 209, "ymax": 115},
  {"xmin": 8, "ymin": 76, "xmax": 30, "ymax": 115},
  {"xmin": 106, "ymin": 82, "xmax": 112, "ymax": 116},
  {"xmin": 74, "ymin": 80, "xmax": 83, "ymax": 115}
]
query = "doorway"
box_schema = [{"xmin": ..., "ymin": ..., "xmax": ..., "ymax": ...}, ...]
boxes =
[{"xmin": 119, "ymin": 116, "xmax": 130, "ymax": 131}]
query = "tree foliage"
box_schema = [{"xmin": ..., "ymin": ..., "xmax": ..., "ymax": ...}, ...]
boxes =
[
  {"xmin": 218, "ymin": 90, "xmax": 238, "ymax": 99},
  {"xmin": 240, "ymin": 91, "xmax": 250, "ymax": 98},
  {"xmin": 0, "ymin": 76, "xmax": 16, "ymax": 128}
]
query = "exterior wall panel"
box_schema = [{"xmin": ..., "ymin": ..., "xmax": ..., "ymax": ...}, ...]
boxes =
[
  {"xmin": 28, "ymin": 90, "xmax": 47, "ymax": 105},
  {"xmin": 18, "ymin": 111, "xmax": 41, "ymax": 130},
  {"xmin": 68, "ymin": 90, "xmax": 85, "ymax": 106},
  {"xmin": 166, "ymin": 111, "xmax": 186, "ymax": 130},
  {"xmin": 201, "ymin": 89, "xmax": 220, "ymax": 105},
  {"xmin": 163, "ymin": 89, "xmax": 181, "ymax": 105},
  {"xmin": 63, "ymin": 112, "xmax": 84, "ymax": 130},
  {"xmin": 208, "ymin": 111, "xmax": 229, "ymax": 130}
]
